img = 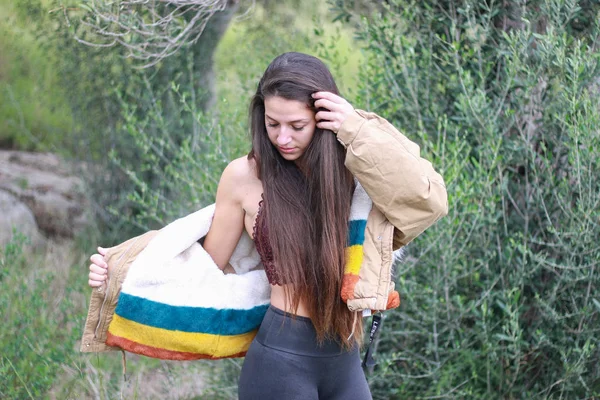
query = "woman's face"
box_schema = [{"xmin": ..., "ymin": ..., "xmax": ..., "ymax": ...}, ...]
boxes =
[{"xmin": 264, "ymin": 96, "xmax": 316, "ymax": 162}]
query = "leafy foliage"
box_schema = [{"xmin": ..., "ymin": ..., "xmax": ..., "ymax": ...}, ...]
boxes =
[
  {"xmin": 0, "ymin": 233, "xmax": 85, "ymax": 399},
  {"xmin": 332, "ymin": 0, "xmax": 600, "ymax": 398},
  {"xmin": 0, "ymin": 1, "xmax": 73, "ymax": 150},
  {"xmin": 106, "ymin": 78, "xmax": 250, "ymax": 231}
]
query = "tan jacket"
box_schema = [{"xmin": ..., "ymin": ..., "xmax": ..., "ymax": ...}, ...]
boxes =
[
  {"xmin": 336, "ymin": 110, "xmax": 448, "ymax": 312},
  {"xmin": 81, "ymin": 231, "xmax": 158, "ymax": 353},
  {"xmin": 81, "ymin": 109, "xmax": 448, "ymax": 353}
]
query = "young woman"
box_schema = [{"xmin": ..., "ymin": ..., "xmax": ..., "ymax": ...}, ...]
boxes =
[{"xmin": 88, "ymin": 52, "xmax": 448, "ymax": 399}]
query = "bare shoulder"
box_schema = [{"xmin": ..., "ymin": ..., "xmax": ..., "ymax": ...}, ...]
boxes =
[
  {"xmin": 222, "ymin": 156, "xmax": 257, "ymax": 181},
  {"xmin": 218, "ymin": 156, "xmax": 260, "ymax": 202}
]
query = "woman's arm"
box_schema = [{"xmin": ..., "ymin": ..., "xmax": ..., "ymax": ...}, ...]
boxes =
[
  {"xmin": 314, "ymin": 92, "xmax": 448, "ymax": 247},
  {"xmin": 340, "ymin": 110, "xmax": 447, "ymax": 247},
  {"xmin": 86, "ymin": 159, "xmax": 248, "ymax": 287},
  {"xmin": 203, "ymin": 158, "xmax": 248, "ymax": 271}
]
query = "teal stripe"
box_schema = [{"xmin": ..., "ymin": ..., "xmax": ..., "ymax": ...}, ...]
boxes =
[
  {"xmin": 347, "ymin": 219, "xmax": 367, "ymax": 246},
  {"xmin": 114, "ymin": 293, "xmax": 269, "ymax": 336}
]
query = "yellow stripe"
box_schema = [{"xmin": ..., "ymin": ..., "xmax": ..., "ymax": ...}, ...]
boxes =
[
  {"xmin": 108, "ymin": 314, "xmax": 256, "ymax": 357},
  {"xmin": 345, "ymin": 245, "xmax": 363, "ymax": 275}
]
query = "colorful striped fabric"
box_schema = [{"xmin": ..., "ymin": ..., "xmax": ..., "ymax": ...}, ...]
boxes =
[
  {"xmin": 104, "ymin": 204, "xmax": 272, "ymax": 361},
  {"xmin": 104, "ymin": 182, "xmax": 382, "ymax": 361},
  {"xmin": 106, "ymin": 293, "xmax": 269, "ymax": 360},
  {"xmin": 105, "ymin": 247, "xmax": 271, "ymax": 360},
  {"xmin": 341, "ymin": 181, "xmax": 372, "ymax": 306}
]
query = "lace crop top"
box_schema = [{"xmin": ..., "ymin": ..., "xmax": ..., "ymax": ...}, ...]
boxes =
[{"xmin": 252, "ymin": 195, "xmax": 285, "ymax": 286}]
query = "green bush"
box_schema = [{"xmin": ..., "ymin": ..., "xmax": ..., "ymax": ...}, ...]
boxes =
[
  {"xmin": 214, "ymin": 0, "xmax": 363, "ymax": 107},
  {"xmin": 0, "ymin": 2, "xmax": 73, "ymax": 150},
  {"xmin": 0, "ymin": 230, "xmax": 202, "ymax": 399},
  {"xmin": 0, "ymin": 233, "xmax": 85, "ymax": 399},
  {"xmin": 105, "ymin": 78, "xmax": 251, "ymax": 233},
  {"xmin": 332, "ymin": 0, "xmax": 600, "ymax": 398}
]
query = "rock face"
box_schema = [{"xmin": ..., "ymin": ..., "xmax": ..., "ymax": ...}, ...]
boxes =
[
  {"xmin": 0, "ymin": 190, "xmax": 45, "ymax": 248},
  {"xmin": 0, "ymin": 151, "xmax": 91, "ymax": 247}
]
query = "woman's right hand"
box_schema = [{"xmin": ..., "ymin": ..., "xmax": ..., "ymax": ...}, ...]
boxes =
[{"xmin": 88, "ymin": 246, "xmax": 110, "ymax": 288}]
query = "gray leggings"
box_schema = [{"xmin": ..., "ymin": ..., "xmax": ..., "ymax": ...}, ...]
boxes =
[{"xmin": 238, "ymin": 305, "xmax": 372, "ymax": 400}]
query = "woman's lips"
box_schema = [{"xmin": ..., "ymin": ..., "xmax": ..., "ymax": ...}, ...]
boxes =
[{"xmin": 278, "ymin": 147, "xmax": 296, "ymax": 154}]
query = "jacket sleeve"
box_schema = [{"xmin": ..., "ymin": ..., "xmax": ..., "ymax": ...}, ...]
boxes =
[{"xmin": 336, "ymin": 109, "xmax": 448, "ymax": 248}]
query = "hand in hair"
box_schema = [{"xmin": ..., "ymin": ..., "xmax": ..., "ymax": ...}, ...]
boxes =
[{"xmin": 312, "ymin": 92, "xmax": 355, "ymax": 134}]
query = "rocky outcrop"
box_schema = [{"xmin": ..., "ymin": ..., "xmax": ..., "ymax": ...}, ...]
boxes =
[
  {"xmin": 0, "ymin": 151, "xmax": 91, "ymax": 247},
  {"xmin": 0, "ymin": 190, "xmax": 45, "ymax": 248}
]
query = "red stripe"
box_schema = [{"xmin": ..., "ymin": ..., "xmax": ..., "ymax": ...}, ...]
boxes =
[
  {"xmin": 341, "ymin": 274, "xmax": 360, "ymax": 302},
  {"xmin": 106, "ymin": 332, "xmax": 247, "ymax": 360}
]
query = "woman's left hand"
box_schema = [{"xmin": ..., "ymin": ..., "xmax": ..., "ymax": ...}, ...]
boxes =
[{"xmin": 312, "ymin": 92, "xmax": 355, "ymax": 134}]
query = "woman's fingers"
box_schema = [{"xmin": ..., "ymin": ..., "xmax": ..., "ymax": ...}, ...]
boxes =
[
  {"xmin": 312, "ymin": 92, "xmax": 354, "ymax": 134},
  {"xmin": 88, "ymin": 250, "xmax": 108, "ymax": 288},
  {"xmin": 312, "ymin": 91, "xmax": 346, "ymax": 104},
  {"xmin": 98, "ymin": 246, "xmax": 108, "ymax": 256},
  {"xmin": 88, "ymin": 265, "xmax": 107, "ymax": 287},
  {"xmin": 316, "ymin": 120, "xmax": 338, "ymax": 132},
  {"xmin": 315, "ymin": 110, "xmax": 336, "ymax": 122},
  {"xmin": 89, "ymin": 278, "xmax": 103, "ymax": 288},
  {"xmin": 89, "ymin": 271, "xmax": 107, "ymax": 281},
  {"xmin": 90, "ymin": 253, "xmax": 107, "ymax": 269},
  {"xmin": 313, "ymin": 92, "xmax": 352, "ymax": 110},
  {"xmin": 316, "ymin": 110, "xmax": 341, "ymax": 131},
  {"xmin": 89, "ymin": 264, "xmax": 107, "ymax": 275},
  {"xmin": 314, "ymin": 98, "xmax": 342, "ymax": 112},
  {"xmin": 89, "ymin": 263, "xmax": 108, "ymax": 283}
]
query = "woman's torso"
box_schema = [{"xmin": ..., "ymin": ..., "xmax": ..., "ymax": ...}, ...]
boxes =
[{"xmin": 239, "ymin": 158, "xmax": 311, "ymax": 318}]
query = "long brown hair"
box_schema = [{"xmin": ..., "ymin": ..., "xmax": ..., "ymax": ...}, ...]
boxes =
[{"xmin": 248, "ymin": 52, "xmax": 362, "ymax": 348}]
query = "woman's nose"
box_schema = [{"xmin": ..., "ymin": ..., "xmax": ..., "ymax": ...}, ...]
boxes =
[{"xmin": 277, "ymin": 128, "xmax": 292, "ymax": 145}]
